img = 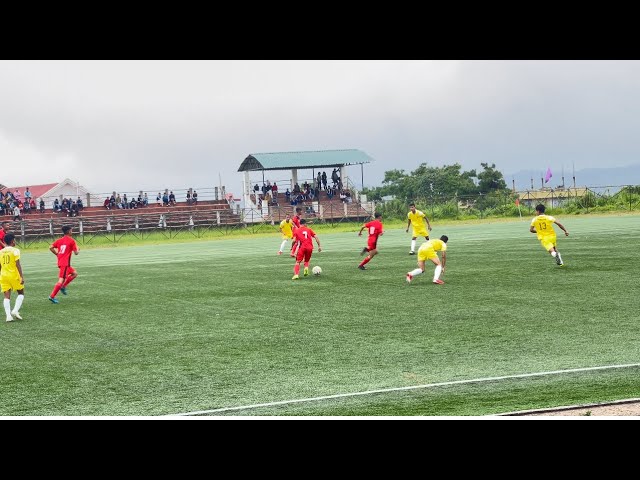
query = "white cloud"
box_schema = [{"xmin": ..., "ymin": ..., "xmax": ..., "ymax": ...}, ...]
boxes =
[{"xmin": 1, "ymin": 60, "xmax": 640, "ymax": 196}]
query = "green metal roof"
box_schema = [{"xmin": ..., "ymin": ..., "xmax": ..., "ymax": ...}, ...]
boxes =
[{"xmin": 238, "ymin": 149, "xmax": 373, "ymax": 172}]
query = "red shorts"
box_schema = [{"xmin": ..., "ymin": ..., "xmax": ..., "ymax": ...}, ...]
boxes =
[
  {"xmin": 296, "ymin": 247, "xmax": 313, "ymax": 263},
  {"xmin": 58, "ymin": 266, "xmax": 76, "ymax": 279},
  {"xmin": 367, "ymin": 239, "xmax": 378, "ymax": 251}
]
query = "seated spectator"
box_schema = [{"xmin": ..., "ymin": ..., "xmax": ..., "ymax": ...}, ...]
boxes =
[
  {"xmin": 53, "ymin": 198, "xmax": 60, "ymax": 212},
  {"xmin": 69, "ymin": 201, "xmax": 78, "ymax": 217},
  {"xmin": 156, "ymin": 193, "xmax": 162, "ymax": 205},
  {"xmin": 143, "ymin": 193, "xmax": 149, "ymax": 206},
  {"xmin": 192, "ymin": 190, "xmax": 198, "ymax": 204},
  {"xmin": 30, "ymin": 198, "xmax": 36, "ymax": 211},
  {"xmin": 24, "ymin": 188, "xmax": 32, "ymax": 202},
  {"xmin": 0, "ymin": 203, "xmax": 5, "ymax": 216},
  {"xmin": 129, "ymin": 198, "xmax": 137, "ymax": 209},
  {"xmin": 293, "ymin": 183, "xmax": 301, "ymax": 194},
  {"xmin": 123, "ymin": 194, "xmax": 129, "ymax": 209},
  {"xmin": 39, "ymin": 199, "xmax": 45, "ymax": 213},
  {"xmin": 13, "ymin": 189, "xmax": 21, "ymax": 202},
  {"xmin": 23, "ymin": 201, "xmax": 31, "ymax": 214},
  {"xmin": 103, "ymin": 197, "xmax": 111, "ymax": 210},
  {"xmin": 169, "ymin": 191, "xmax": 176, "ymax": 206},
  {"xmin": 253, "ymin": 184, "xmax": 259, "ymax": 193},
  {"xmin": 162, "ymin": 193, "xmax": 169, "ymax": 206},
  {"xmin": 285, "ymin": 189, "xmax": 291, "ymax": 202}
]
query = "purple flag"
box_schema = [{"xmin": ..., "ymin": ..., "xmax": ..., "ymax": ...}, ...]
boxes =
[{"xmin": 544, "ymin": 167, "xmax": 552, "ymax": 183}]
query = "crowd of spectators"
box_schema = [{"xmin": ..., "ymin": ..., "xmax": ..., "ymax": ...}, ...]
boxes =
[
  {"xmin": 0, "ymin": 188, "xmax": 45, "ymax": 220},
  {"xmin": 255, "ymin": 169, "xmax": 352, "ymax": 208}
]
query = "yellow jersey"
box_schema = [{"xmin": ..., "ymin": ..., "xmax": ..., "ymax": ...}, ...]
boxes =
[
  {"xmin": 408, "ymin": 210, "xmax": 426, "ymax": 227},
  {"xmin": 418, "ymin": 238, "xmax": 446, "ymax": 261},
  {"xmin": 531, "ymin": 214, "xmax": 557, "ymax": 239},
  {"xmin": 0, "ymin": 246, "xmax": 21, "ymax": 279},
  {"xmin": 421, "ymin": 239, "xmax": 447, "ymax": 253},
  {"xmin": 280, "ymin": 219, "xmax": 294, "ymax": 239}
]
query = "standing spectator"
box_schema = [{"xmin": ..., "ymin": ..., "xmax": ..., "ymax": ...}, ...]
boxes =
[
  {"xmin": 322, "ymin": 171, "xmax": 327, "ymax": 190},
  {"xmin": 24, "ymin": 188, "xmax": 32, "ymax": 203},
  {"xmin": 123, "ymin": 194, "xmax": 129, "ymax": 209},
  {"xmin": 192, "ymin": 191, "xmax": 198, "ymax": 205},
  {"xmin": 272, "ymin": 182, "xmax": 278, "ymax": 200},
  {"xmin": 316, "ymin": 172, "xmax": 322, "ymax": 191},
  {"xmin": 39, "ymin": 199, "xmax": 45, "ymax": 213},
  {"xmin": 76, "ymin": 197, "xmax": 83, "ymax": 210},
  {"xmin": 186, "ymin": 191, "xmax": 192, "ymax": 205},
  {"xmin": 13, "ymin": 205, "xmax": 21, "ymax": 221}
]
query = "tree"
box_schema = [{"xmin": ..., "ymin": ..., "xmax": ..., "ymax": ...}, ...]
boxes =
[{"xmin": 477, "ymin": 163, "xmax": 507, "ymax": 193}]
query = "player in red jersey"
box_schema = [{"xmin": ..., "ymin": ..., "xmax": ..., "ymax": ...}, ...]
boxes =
[
  {"xmin": 290, "ymin": 206, "xmax": 303, "ymax": 257},
  {"xmin": 0, "ymin": 221, "xmax": 10, "ymax": 250},
  {"xmin": 48, "ymin": 225, "xmax": 79, "ymax": 304},
  {"xmin": 291, "ymin": 219, "xmax": 321, "ymax": 279},
  {"xmin": 357, "ymin": 212, "xmax": 383, "ymax": 270}
]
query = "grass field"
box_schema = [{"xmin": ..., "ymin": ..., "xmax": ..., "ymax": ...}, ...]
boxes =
[{"xmin": 1, "ymin": 214, "xmax": 639, "ymax": 416}]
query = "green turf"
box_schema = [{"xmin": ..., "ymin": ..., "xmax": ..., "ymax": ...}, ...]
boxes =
[{"xmin": 1, "ymin": 214, "xmax": 639, "ymax": 416}]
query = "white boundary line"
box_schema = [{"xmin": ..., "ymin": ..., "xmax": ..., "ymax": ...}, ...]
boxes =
[{"xmin": 170, "ymin": 362, "xmax": 640, "ymax": 416}]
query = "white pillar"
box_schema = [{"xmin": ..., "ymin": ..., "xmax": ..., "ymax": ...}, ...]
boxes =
[
  {"xmin": 243, "ymin": 171, "xmax": 252, "ymax": 207},
  {"xmin": 340, "ymin": 166, "xmax": 348, "ymax": 188},
  {"xmin": 291, "ymin": 169, "xmax": 298, "ymax": 190}
]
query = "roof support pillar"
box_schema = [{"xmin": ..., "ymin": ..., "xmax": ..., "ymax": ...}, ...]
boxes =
[{"xmin": 291, "ymin": 169, "xmax": 298, "ymax": 190}]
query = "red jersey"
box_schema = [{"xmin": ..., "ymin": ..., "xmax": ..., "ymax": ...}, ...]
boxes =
[
  {"xmin": 293, "ymin": 226, "xmax": 316, "ymax": 250},
  {"xmin": 0, "ymin": 229, "xmax": 5, "ymax": 247},
  {"xmin": 292, "ymin": 215, "xmax": 301, "ymax": 228},
  {"xmin": 364, "ymin": 220, "xmax": 383, "ymax": 240},
  {"xmin": 52, "ymin": 236, "xmax": 78, "ymax": 267}
]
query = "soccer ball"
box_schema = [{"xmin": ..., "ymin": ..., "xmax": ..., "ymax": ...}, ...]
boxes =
[{"xmin": 312, "ymin": 266, "xmax": 322, "ymax": 276}]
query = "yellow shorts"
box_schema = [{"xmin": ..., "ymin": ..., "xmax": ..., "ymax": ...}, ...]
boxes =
[
  {"xmin": 282, "ymin": 233, "xmax": 293, "ymax": 240},
  {"xmin": 1, "ymin": 275, "xmax": 23, "ymax": 292},
  {"xmin": 540, "ymin": 236, "xmax": 557, "ymax": 251},
  {"xmin": 418, "ymin": 248, "xmax": 438, "ymax": 262},
  {"xmin": 412, "ymin": 227, "xmax": 429, "ymax": 238}
]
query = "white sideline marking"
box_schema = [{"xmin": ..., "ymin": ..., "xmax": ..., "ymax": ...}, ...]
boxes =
[{"xmin": 170, "ymin": 362, "xmax": 640, "ymax": 416}]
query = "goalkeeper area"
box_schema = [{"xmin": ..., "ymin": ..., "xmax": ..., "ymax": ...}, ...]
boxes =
[{"xmin": 2, "ymin": 214, "xmax": 640, "ymax": 416}]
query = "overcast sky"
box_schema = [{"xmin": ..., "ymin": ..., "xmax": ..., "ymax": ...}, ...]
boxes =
[{"xmin": 2, "ymin": 60, "xmax": 640, "ymax": 197}]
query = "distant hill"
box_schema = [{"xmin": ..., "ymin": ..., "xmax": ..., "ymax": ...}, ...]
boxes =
[{"xmin": 507, "ymin": 164, "xmax": 640, "ymax": 191}]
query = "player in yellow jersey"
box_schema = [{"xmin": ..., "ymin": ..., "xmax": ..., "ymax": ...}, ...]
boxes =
[
  {"xmin": 0, "ymin": 234, "xmax": 25, "ymax": 322},
  {"xmin": 530, "ymin": 204, "xmax": 569, "ymax": 266},
  {"xmin": 406, "ymin": 203, "xmax": 432, "ymax": 255},
  {"xmin": 278, "ymin": 213, "xmax": 295, "ymax": 255},
  {"xmin": 406, "ymin": 235, "xmax": 448, "ymax": 285}
]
